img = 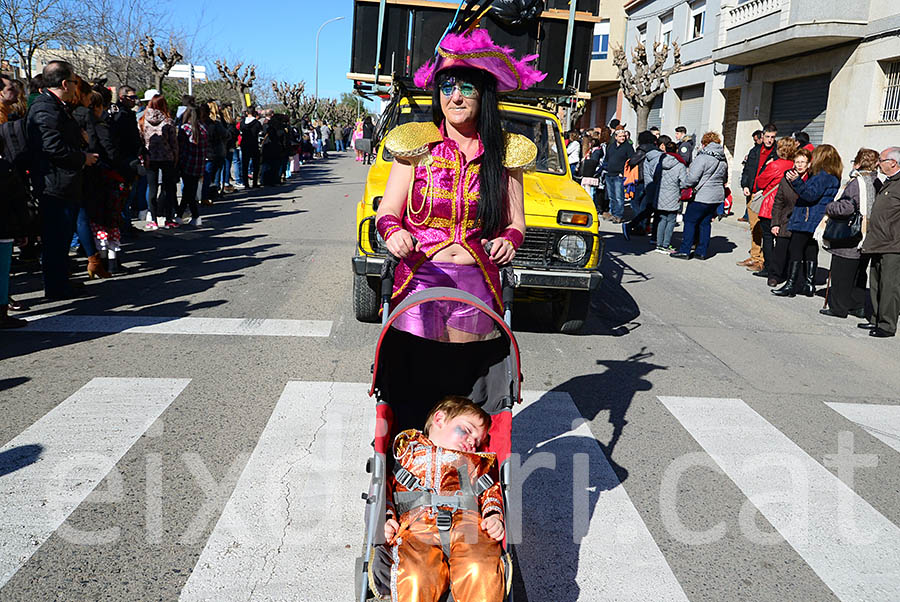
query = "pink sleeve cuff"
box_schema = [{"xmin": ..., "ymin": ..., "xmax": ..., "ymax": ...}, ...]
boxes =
[
  {"xmin": 377, "ymin": 215, "xmax": 403, "ymax": 241},
  {"xmin": 499, "ymin": 227, "xmax": 524, "ymax": 250}
]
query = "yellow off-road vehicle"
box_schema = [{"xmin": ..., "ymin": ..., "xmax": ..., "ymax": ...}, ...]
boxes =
[{"xmin": 351, "ymin": 95, "xmax": 603, "ymax": 333}]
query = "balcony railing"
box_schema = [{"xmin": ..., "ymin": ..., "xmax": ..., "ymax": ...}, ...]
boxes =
[{"xmin": 725, "ymin": 0, "xmax": 785, "ymax": 29}]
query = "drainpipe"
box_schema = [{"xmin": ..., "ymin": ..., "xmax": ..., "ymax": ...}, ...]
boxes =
[
  {"xmin": 561, "ymin": 0, "xmax": 578, "ymax": 89},
  {"xmin": 373, "ymin": 0, "xmax": 387, "ymax": 87}
]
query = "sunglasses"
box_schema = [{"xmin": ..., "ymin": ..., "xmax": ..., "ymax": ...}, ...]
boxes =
[{"xmin": 439, "ymin": 78, "xmax": 478, "ymax": 99}]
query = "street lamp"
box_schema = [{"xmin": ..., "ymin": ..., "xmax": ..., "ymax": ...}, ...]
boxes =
[{"xmin": 315, "ymin": 15, "xmax": 346, "ymax": 118}]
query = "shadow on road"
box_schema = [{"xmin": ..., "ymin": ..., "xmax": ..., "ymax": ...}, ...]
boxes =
[
  {"xmin": 0, "ymin": 444, "xmax": 43, "ymax": 477},
  {"xmin": 2, "ymin": 182, "xmax": 311, "ymax": 361},
  {"xmin": 511, "ymin": 348, "xmax": 665, "ymax": 601}
]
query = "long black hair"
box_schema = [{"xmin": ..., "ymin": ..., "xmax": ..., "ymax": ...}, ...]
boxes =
[{"xmin": 431, "ymin": 67, "xmax": 506, "ymax": 239}]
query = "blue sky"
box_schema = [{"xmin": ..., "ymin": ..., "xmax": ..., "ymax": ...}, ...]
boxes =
[{"xmin": 170, "ymin": 0, "xmax": 374, "ymax": 107}]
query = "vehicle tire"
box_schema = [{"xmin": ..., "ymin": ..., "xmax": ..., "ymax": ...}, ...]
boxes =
[
  {"xmin": 555, "ymin": 290, "xmax": 590, "ymax": 334},
  {"xmin": 353, "ymin": 273, "xmax": 380, "ymax": 323}
]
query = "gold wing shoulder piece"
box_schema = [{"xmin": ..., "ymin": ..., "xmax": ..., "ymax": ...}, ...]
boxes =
[
  {"xmin": 384, "ymin": 122, "xmax": 443, "ymax": 160},
  {"xmin": 503, "ymin": 132, "xmax": 537, "ymax": 171}
]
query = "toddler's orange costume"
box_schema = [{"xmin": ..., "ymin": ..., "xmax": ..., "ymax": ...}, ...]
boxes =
[{"xmin": 387, "ymin": 428, "xmax": 505, "ymax": 602}]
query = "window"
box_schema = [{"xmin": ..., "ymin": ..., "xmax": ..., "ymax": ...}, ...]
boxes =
[
  {"xmin": 688, "ymin": 0, "xmax": 706, "ymax": 40},
  {"xmin": 882, "ymin": 60, "xmax": 900, "ymax": 123},
  {"xmin": 660, "ymin": 12, "xmax": 673, "ymax": 47},
  {"xmin": 637, "ymin": 23, "xmax": 647, "ymax": 46},
  {"xmin": 592, "ymin": 20, "xmax": 610, "ymax": 60}
]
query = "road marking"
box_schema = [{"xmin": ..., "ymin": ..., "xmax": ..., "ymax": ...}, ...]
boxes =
[
  {"xmin": 23, "ymin": 315, "xmax": 332, "ymax": 337},
  {"xmin": 179, "ymin": 382, "xmax": 373, "ymax": 601},
  {"xmin": 515, "ymin": 391, "xmax": 688, "ymax": 601},
  {"xmin": 826, "ymin": 402, "xmax": 900, "ymax": 455},
  {"xmin": 659, "ymin": 396, "xmax": 900, "ymax": 601},
  {"xmin": 0, "ymin": 377, "xmax": 189, "ymax": 589}
]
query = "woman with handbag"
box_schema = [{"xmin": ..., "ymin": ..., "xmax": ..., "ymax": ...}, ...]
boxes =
[
  {"xmin": 819, "ymin": 148, "xmax": 882, "ymax": 318},
  {"xmin": 752, "ymin": 137, "xmax": 798, "ymax": 278},
  {"xmin": 772, "ymin": 145, "xmax": 843, "ymax": 298}
]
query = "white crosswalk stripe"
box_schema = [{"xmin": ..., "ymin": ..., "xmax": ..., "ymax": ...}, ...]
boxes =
[
  {"xmin": 22, "ymin": 315, "xmax": 333, "ymax": 337},
  {"xmin": 826, "ymin": 402, "xmax": 900, "ymax": 455},
  {"xmin": 514, "ymin": 391, "xmax": 689, "ymax": 601},
  {"xmin": 659, "ymin": 396, "xmax": 900, "ymax": 601},
  {"xmin": 4, "ymin": 380, "xmax": 900, "ymax": 600},
  {"xmin": 179, "ymin": 381, "xmax": 373, "ymax": 601},
  {"xmin": 0, "ymin": 377, "xmax": 189, "ymax": 589}
]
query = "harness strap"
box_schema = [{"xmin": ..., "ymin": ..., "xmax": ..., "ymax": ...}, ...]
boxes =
[
  {"xmin": 392, "ymin": 491, "xmax": 480, "ymax": 517},
  {"xmin": 474, "ymin": 473, "xmax": 494, "ymax": 496},
  {"xmin": 393, "ymin": 465, "xmax": 424, "ymax": 491}
]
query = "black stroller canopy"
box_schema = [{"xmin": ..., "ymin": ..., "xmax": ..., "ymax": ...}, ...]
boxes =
[{"xmin": 370, "ymin": 287, "xmax": 522, "ymax": 433}]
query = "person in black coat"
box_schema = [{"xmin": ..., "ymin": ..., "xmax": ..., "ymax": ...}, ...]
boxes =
[
  {"xmin": 361, "ymin": 115, "xmax": 374, "ymax": 165},
  {"xmin": 239, "ymin": 108, "xmax": 263, "ymax": 188},
  {"xmin": 26, "ymin": 61, "xmax": 98, "ymax": 299}
]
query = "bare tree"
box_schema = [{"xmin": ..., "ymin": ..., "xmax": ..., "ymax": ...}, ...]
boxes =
[
  {"xmin": 215, "ymin": 59, "xmax": 255, "ymax": 109},
  {"xmin": 75, "ymin": 0, "xmax": 171, "ymax": 88},
  {"xmin": 138, "ymin": 35, "xmax": 182, "ymax": 91},
  {"xmin": 271, "ymin": 80, "xmax": 306, "ymax": 122},
  {"xmin": 0, "ymin": 0, "xmax": 81, "ymax": 80},
  {"xmin": 613, "ymin": 41, "xmax": 681, "ymax": 133}
]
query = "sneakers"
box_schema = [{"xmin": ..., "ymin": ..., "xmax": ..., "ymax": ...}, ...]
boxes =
[
  {"xmin": 164, "ymin": 221, "xmax": 179, "ymax": 229},
  {"xmin": 654, "ymin": 246, "xmax": 670, "ymax": 254},
  {"xmin": 144, "ymin": 220, "xmax": 159, "ymax": 231}
]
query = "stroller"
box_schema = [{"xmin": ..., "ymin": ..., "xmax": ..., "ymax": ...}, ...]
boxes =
[{"xmin": 355, "ymin": 258, "xmax": 522, "ymax": 602}]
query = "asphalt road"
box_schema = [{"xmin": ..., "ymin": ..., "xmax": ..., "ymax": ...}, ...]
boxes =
[{"xmin": 1, "ymin": 153, "xmax": 899, "ymax": 601}]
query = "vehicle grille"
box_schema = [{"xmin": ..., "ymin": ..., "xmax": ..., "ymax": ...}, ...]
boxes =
[
  {"xmin": 514, "ymin": 227, "xmax": 594, "ymax": 268},
  {"xmin": 516, "ymin": 228, "xmax": 555, "ymax": 265}
]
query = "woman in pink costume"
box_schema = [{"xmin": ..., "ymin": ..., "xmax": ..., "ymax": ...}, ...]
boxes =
[
  {"xmin": 375, "ymin": 28, "xmax": 544, "ymax": 341},
  {"xmin": 352, "ymin": 119, "xmax": 364, "ymax": 161}
]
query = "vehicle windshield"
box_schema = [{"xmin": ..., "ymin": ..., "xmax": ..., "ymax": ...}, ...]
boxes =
[{"xmin": 382, "ymin": 102, "xmax": 566, "ymax": 175}]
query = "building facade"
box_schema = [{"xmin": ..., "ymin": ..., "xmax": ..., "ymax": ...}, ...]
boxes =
[
  {"xmin": 620, "ymin": 0, "xmax": 900, "ymax": 186},
  {"xmin": 621, "ymin": 1, "xmax": 727, "ymax": 153},
  {"xmin": 581, "ymin": 0, "xmax": 628, "ymax": 128},
  {"xmin": 714, "ymin": 0, "xmax": 900, "ymax": 185}
]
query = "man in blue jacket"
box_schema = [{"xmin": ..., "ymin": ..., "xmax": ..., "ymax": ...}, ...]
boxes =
[{"xmin": 602, "ymin": 128, "xmax": 635, "ymax": 223}]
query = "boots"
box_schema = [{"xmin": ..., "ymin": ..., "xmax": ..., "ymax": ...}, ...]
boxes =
[
  {"xmin": 87, "ymin": 253, "xmax": 111, "ymax": 279},
  {"xmin": 800, "ymin": 260, "xmax": 817, "ymax": 297},
  {"xmin": 772, "ymin": 262, "xmax": 802, "ymax": 297},
  {"xmin": 0, "ymin": 304, "xmax": 27, "ymax": 329}
]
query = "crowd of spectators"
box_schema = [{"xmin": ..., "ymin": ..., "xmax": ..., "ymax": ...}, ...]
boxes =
[
  {"xmin": 569, "ymin": 117, "xmax": 900, "ymax": 339},
  {"xmin": 0, "ymin": 59, "xmax": 354, "ymax": 329}
]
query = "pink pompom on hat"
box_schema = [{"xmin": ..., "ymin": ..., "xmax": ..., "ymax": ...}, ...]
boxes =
[{"xmin": 413, "ymin": 28, "xmax": 547, "ymax": 93}]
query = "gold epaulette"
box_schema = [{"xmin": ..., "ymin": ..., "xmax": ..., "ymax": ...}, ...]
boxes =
[
  {"xmin": 503, "ymin": 132, "xmax": 537, "ymax": 171},
  {"xmin": 392, "ymin": 428, "xmax": 419, "ymax": 457},
  {"xmin": 383, "ymin": 122, "xmax": 443, "ymax": 160}
]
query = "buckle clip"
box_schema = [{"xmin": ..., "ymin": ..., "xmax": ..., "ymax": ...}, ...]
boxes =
[{"xmin": 436, "ymin": 510, "xmax": 453, "ymax": 532}]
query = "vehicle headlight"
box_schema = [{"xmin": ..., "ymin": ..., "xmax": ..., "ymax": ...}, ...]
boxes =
[
  {"xmin": 556, "ymin": 234, "xmax": 587, "ymax": 263},
  {"xmin": 558, "ymin": 210, "xmax": 591, "ymax": 227}
]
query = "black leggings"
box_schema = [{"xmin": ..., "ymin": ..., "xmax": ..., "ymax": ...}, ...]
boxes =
[
  {"xmin": 146, "ymin": 161, "xmax": 177, "ymax": 221},
  {"xmin": 787, "ymin": 230, "xmax": 818, "ymax": 263}
]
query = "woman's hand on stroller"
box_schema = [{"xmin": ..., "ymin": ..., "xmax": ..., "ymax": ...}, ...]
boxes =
[
  {"xmin": 483, "ymin": 237, "xmax": 516, "ymax": 266},
  {"xmin": 384, "ymin": 517, "xmax": 401, "ymax": 542},
  {"xmin": 481, "ymin": 514, "xmax": 505, "ymax": 541},
  {"xmin": 385, "ymin": 229, "xmax": 418, "ymax": 259}
]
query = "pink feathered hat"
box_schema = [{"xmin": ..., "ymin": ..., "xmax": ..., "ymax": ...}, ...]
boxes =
[{"xmin": 413, "ymin": 28, "xmax": 546, "ymax": 93}]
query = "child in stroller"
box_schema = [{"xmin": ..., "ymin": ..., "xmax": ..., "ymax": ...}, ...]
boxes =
[{"xmin": 384, "ymin": 396, "xmax": 506, "ymax": 601}]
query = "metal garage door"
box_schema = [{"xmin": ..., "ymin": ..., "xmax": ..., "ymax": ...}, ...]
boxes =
[
  {"xmin": 677, "ymin": 84, "xmax": 705, "ymax": 138},
  {"xmin": 769, "ymin": 74, "xmax": 831, "ymax": 144},
  {"xmin": 647, "ymin": 95, "xmax": 663, "ymax": 129}
]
